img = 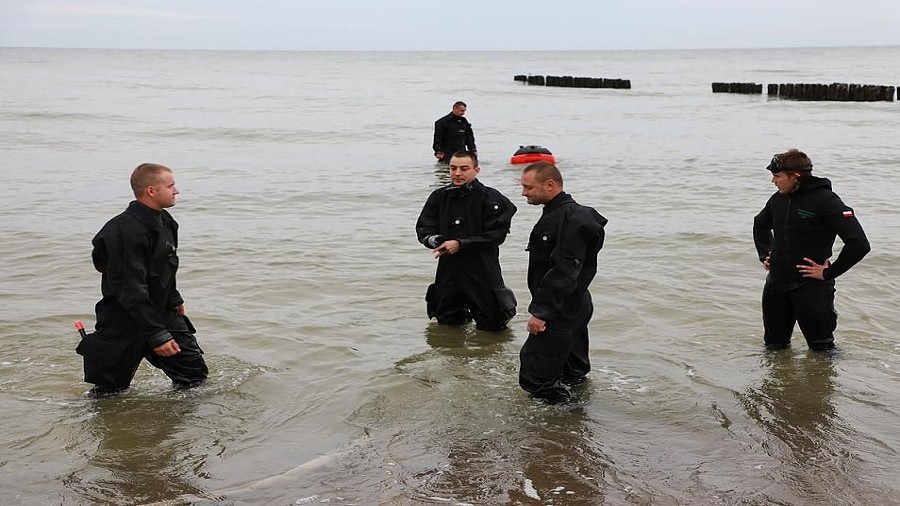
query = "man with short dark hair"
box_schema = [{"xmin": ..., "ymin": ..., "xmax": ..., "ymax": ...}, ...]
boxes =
[
  {"xmin": 416, "ymin": 151, "xmax": 517, "ymax": 331},
  {"xmin": 518, "ymin": 161, "xmax": 607, "ymax": 403},
  {"xmin": 753, "ymin": 149, "xmax": 870, "ymax": 351},
  {"xmin": 77, "ymin": 163, "xmax": 208, "ymax": 395},
  {"xmin": 432, "ymin": 101, "xmax": 476, "ymax": 163}
]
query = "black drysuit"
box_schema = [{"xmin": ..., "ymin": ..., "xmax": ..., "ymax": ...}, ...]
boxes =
[
  {"xmin": 432, "ymin": 112, "xmax": 476, "ymax": 162},
  {"xmin": 753, "ymin": 175, "xmax": 870, "ymax": 350},
  {"xmin": 519, "ymin": 193, "xmax": 607, "ymax": 403},
  {"xmin": 77, "ymin": 201, "xmax": 208, "ymax": 391},
  {"xmin": 416, "ymin": 179, "xmax": 517, "ymax": 330}
]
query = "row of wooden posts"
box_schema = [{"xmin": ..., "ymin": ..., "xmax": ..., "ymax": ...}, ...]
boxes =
[
  {"xmin": 513, "ymin": 75, "xmax": 896, "ymax": 102},
  {"xmin": 514, "ymin": 75, "xmax": 632, "ymax": 89},
  {"xmin": 712, "ymin": 82, "xmax": 896, "ymax": 102}
]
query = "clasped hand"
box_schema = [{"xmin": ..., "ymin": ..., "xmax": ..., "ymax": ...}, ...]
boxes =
[{"xmin": 433, "ymin": 240, "xmax": 460, "ymax": 258}]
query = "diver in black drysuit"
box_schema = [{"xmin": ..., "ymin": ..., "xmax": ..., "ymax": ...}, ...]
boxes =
[
  {"xmin": 753, "ymin": 174, "xmax": 870, "ymax": 350},
  {"xmin": 77, "ymin": 201, "xmax": 208, "ymax": 393},
  {"xmin": 416, "ymin": 179, "xmax": 517, "ymax": 330},
  {"xmin": 433, "ymin": 112, "xmax": 476, "ymax": 163},
  {"xmin": 519, "ymin": 192, "xmax": 607, "ymax": 403}
]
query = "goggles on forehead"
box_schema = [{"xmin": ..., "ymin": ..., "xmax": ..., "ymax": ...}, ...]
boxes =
[{"xmin": 766, "ymin": 156, "xmax": 812, "ymax": 173}]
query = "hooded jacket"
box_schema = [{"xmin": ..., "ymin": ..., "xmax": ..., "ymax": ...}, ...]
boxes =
[
  {"xmin": 416, "ymin": 179, "xmax": 515, "ymax": 256},
  {"xmin": 432, "ymin": 112, "xmax": 476, "ymax": 155},
  {"xmin": 91, "ymin": 200, "xmax": 183, "ymax": 348},
  {"xmin": 753, "ymin": 174, "xmax": 870, "ymax": 291},
  {"xmin": 527, "ymin": 192, "xmax": 607, "ymax": 321}
]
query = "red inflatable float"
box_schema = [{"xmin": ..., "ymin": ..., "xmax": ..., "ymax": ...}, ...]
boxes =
[{"xmin": 510, "ymin": 145, "xmax": 556, "ymax": 164}]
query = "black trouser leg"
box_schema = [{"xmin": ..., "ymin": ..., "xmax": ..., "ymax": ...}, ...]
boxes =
[
  {"xmin": 519, "ymin": 326, "xmax": 573, "ymax": 404},
  {"xmin": 145, "ymin": 330, "xmax": 208, "ymax": 387},
  {"xmin": 762, "ymin": 289, "xmax": 796, "ymax": 349},
  {"xmin": 470, "ymin": 287, "xmax": 517, "ymax": 332},
  {"xmin": 793, "ymin": 281, "xmax": 837, "ymax": 351},
  {"xmin": 561, "ymin": 323, "xmax": 591, "ymax": 385},
  {"xmin": 427, "ymin": 281, "xmax": 472, "ymax": 325},
  {"xmin": 519, "ymin": 298, "xmax": 592, "ymax": 403},
  {"xmin": 434, "ymin": 294, "xmax": 472, "ymax": 325},
  {"xmin": 83, "ymin": 342, "xmax": 145, "ymax": 393}
]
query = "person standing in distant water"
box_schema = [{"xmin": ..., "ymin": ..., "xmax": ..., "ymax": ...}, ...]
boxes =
[
  {"xmin": 77, "ymin": 163, "xmax": 208, "ymax": 395},
  {"xmin": 753, "ymin": 149, "xmax": 870, "ymax": 351},
  {"xmin": 416, "ymin": 151, "xmax": 517, "ymax": 331},
  {"xmin": 518, "ymin": 161, "xmax": 607, "ymax": 404},
  {"xmin": 433, "ymin": 101, "xmax": 476, "ymax": 163}
]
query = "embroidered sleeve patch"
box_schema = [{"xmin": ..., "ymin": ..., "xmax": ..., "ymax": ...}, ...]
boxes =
[{"xmin": 842, "ymin": 210, "xmax": 854, "ymax": 218}]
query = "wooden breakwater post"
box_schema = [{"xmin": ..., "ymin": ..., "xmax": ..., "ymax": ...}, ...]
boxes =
[
  {"xmin": 514, "ymin": 75, "xmax": 631, "ymax": 89},
  {"xmin": 711, "ymin": 82, "xmax": 763, "ymax": 94},
  {"xmin": 768, "ymin": 82, "xmax": 895, "ymax": 102}
]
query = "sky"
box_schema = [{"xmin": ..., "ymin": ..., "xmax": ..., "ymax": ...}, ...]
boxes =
[{"xmin": 1, "ymin": 0, "xmax": 899, "ymax": 51}]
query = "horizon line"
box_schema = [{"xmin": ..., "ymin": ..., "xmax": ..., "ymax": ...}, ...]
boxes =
[{"xmin": 2, "ymin": 43, "xmax": 899, "ymax": 53}]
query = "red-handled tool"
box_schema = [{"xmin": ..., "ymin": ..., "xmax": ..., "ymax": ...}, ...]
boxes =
[{"xmin": 75, "ymin": 320, "xmax": 87, "ymax": 339}]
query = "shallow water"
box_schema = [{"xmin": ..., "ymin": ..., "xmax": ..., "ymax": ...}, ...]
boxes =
[{"xmin": 1, "ymin": 46, "xmax": 899, "ymax": 505}]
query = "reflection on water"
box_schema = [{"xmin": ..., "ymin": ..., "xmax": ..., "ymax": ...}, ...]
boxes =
[
  {"xmin": 741, "ymin": 350, "xmax": 837, "ymax": 461},
  {"xmin": 509, "ymin": 407, "xmax": 612, "ymax": 504},
  {"xmin": 423, "ymin": 322, "xmax": 514, "ymax": 358},
  {"xmin": 323, "ymin": 324, "xmax": 635, "ymax": 505},
  {"xmin": 432, "ymin": 162, "xmax": 451, "ymax": 187},
  {"xmin": 62, "ymin": 393, "xmax": 208, "ymax": 505},
  {"xmin": 737, "ymin": 350, "xmax": 864, "ymax": 503}
]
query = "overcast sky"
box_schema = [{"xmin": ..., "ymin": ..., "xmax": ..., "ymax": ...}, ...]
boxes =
[{"xmin": 1, "ymin": 0, "xmax": 899, "ymax": 51}]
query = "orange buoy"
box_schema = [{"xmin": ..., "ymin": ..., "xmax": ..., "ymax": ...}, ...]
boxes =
[{"xmin": 510, "ymin": 145, "xmax": 556, "ymax": 165}]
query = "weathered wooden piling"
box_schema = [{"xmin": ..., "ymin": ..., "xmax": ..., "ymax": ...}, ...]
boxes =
[
  {"xmin": 768, "ymin": 82, "xmax": 894, "ymax": 102},
  {"xmin": 514, "ymin": 75, "xmax": 631, "ymax": 90},
  {"xmin": 711, "ymin": 82, "xmax": 763, "ymax": 94}
]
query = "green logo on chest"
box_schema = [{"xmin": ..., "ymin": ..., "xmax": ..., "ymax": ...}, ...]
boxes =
[{"xmin": 796, "ymin": 209, "xmax": 816, "ymax": 219}]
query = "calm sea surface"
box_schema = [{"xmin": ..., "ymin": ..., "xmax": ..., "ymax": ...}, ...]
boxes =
[{"xmin": 1, "ymin": 46, "xmax": 899, "ymax": 505}]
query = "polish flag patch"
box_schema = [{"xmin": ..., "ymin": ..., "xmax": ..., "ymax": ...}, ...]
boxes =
[{"xmin": 842, "ymin": 210, "xmax": 854, "ymax": 218}]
